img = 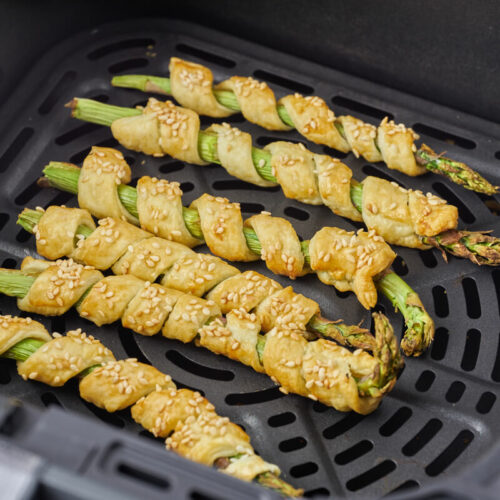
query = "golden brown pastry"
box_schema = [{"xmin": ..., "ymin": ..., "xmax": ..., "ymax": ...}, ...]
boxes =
[
  {"xmin": 0, "ymin": 316, "xmax": 285, "ymax": 487},
  {"xmin": 13, "ymin": 258, "xmax": 398, "ymax": 414}
]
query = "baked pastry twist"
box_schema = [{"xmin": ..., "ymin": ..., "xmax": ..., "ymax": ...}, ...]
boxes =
[
  {"xmin": 108, "ymin": 107, "xmax": 459, "ymax": 248},
  {"xmin": 0, "ymin": 315, "xmax": 294, "ymax": 491},
  {"xmin": 166, "ymin": 58, "xmax": 422, "ymax": 176},
  {"xmin": 4, "ymin": 258, "xmax": 402, "ymax": 414}
]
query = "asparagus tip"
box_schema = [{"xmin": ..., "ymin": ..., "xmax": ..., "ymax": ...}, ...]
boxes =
[
  {"xmin": 425, "ymin": 229, "xmax": 500, "ymax": 266},
  {"xmin": 64, "ymin": 98, "xmax": 78, "ymax": 110},
  {"xmin": 37, "ymin": 177, "xmax": 51, "ymax": 189}
]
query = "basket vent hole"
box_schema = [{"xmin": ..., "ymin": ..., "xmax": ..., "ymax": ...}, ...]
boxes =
[
  {"xmin": 118, "ymin": 327, "xmax": 150, "ymax": 365},
  {"xmin": 425, "ymin": 430, "xmax": 474, "ymax": 476},
  {"xmin": 225, "ymin": 386, "xmax": 284, "ymax": 405},
  {"xmin": 50, "ymin": 317, "xmax": 66, "ymax": 334},
  {"xmin": 289, "ymin": 461, "xmax": 318, "ymax": 478},
  {"xmin": 362, "ymin": 165, "xmax": 405, "ymax": 187},
  {"xmin": 176, "ymin": 44, "xmax": 235, "ymax": 68},
  {"xmin": 432, "ymin": 182, "xmax": 476, "ymax": 223},
  {"xmin": 268, "ymin": 412, "xmax": 296, "ymax": 427},
  {"xmin": 476, "ymin": 391, "xmax": 496, "ymax": 414},
  {"xmin": 47, "ymin": 191, "xmax": 73, "ymax": 208},
  {"xmin": 55, "ymin": 123, "xmax": 101, "ymax": 146},
  {"xmin": 419, "ymin": 249, "xmax": 438, "ymax": 268},
  {"xmin": 431, "ymin": 327, "xmax": 449, "ymax": 360},
  {"xmin": 445, "ymin": 381, "xmax": 466, "ymax": 403},
  {"xmin": 332, "ymin": 96, "xmax": 393, "ymax": 122},
  {"xmin": 0, "ymin": 127, "xmax": 35, "ymax": 174},
  {"xmin": 475, "ymin": 192, "xmax": 500, "ymax": 217},
  {"xmin": 165, "ymin": 350, "xmax": 234, "ymax": 381},
  {"xmin": 284, "ymin": 206, "xmax": 310, "ymax": 221},
  {"xmin": 180, "ymin": 181, "xmax": 194, "ymax": 193},
  {"xmin": 70, "ymin": 137, "xmax": 119, "ymax": 164},
  {"xmin": 491, "ymin": 332, "xmax": 500, "ymax": 382},
  {"xmin": 493, "ymin": 270, "xmax": 500, "ymax": 316},
  {"xmin": 0, "ymin": 213, "xmax": 9, "ymax": 233},
  {"xmin": 39, "ymin": 71, "xmax": 76, "ymax": 115},
  {"xmin": 335, "ymin": 440, "xmax": 373, "ymax": 465},
  {"xmin": 379, "ymin": 406, "xmax": 413, "ymax": 436},
  {"xmin": 279, "ymin": 436, "xmax": 307, "ymax": 452},
  {"xmin": 346, "ymin": 460, "xmax": 396, "ymax": 491},
  {"xmin": 14, "ymin": 180, "xmax": 40, "ymax": 206},
  {"xmin": 15, "ymin": 228, "xmax": 33, "ymax": 243},
  {"xmin": 159, "ymin": 161, "xmax": 184, "ymax": 174},
  {"xmin": 212, "ymin": 180, "xmax": 281, "ymax": 192},
  {"xmin": 322, "ymin": 146, "xmax": 348, "ymax": 159},
  {"xmin": 323, "ymin": 412, "xmax": 365, "ymax": 439},
  {"xmin": 253, "ymin": 70, "xmax": 313, "ymax": 95},
  {"xmin": 461, "ymin": 329, "xmax": 481, "ymax": 371},
  {"xmin": 40, "ymin": 392, "xmax": 63, "ymax": 408},
  {"xmin": 190, "ymin": 490, "xmax": 226, "ymax": 500},
  {"xmin": 415, "ymin": 370, "xmax": 436, "ymax": 392},
  {"xmin": 256, "ymin": 136, "xmax": 306, "ymax": 148},
  {"xmin": 385, "ymin": 480, "xmax": 420, "ymax": 496},
  {"xmin": 432, "ymin": 286, "xmax": 449, "ymax": 317},
  {"xmin": 462, "ymin": 278, "xmax": 481, "ymax": 318},
  {"xmin": 88, "ymin": 38, "xmax": 155, "ymax": 60},
  {"xmin": 402, "ymin": 418, "xmax": 443, "ymax": 456},
  {"xmin": 304, "ymin": 487, "xmax": 330, "ymax": 497},
  {"xmin": 200, "ymin": 114, "xmax": 245, "ymax": 126},
  {"xmin": 240, "ymin": 202, "xmax": 265, "ymax": 214},
  {"xmin": 0, "ymin": 364, "xmax": 11, "ymax": 384},
  {"xmin": 108, "ymin": 58, "xmax": 149, "ymax": 75},
  {"xmin": 1, "ymin": 258, "xmax": 17, "ymax": 269},
  {"xmin": 117, "ymin": 462, "xmax": 169, "ymax": 489},
  {"xmin": 412, "ymin": 123, "xmax": 476, "ymax": 150},
  {"xmin": 392, "ymin": 256, "xmax": 408, "ymax": 276},
  {"xmin": 312, "ymin": 401, "xmax": 328, "ymax": 413},
  {"xmin": 83, "ymin": 400, "xmax": 124, "ymax": 428}
]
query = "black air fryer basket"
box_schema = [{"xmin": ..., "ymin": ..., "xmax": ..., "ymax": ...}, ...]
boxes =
[{"xmin": 0, "ymin": 4, "xmax": 499, "ymax": 500}]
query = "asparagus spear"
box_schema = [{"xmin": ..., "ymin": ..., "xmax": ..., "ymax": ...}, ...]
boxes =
[
  {"xmin": 18, "ymin": 205, "xmax": 375, "ymax": 352},
  {"xmin": 111, "ymin": 75, "xmax": 497, "ymax": 195},
  {"xmin": 68, "ymin": 98, "xmax": 500, "ymax": 267},
  {"xmin": 0, "ymin": 269, "xmax": 402, "ymax": 406},
  {"xmin": 1, "ymin": 340, "xmax": 301, "ymax": 497},
  {"xmin": 37, "ymin": 163, "xmax": 433, "ymax": 356}
]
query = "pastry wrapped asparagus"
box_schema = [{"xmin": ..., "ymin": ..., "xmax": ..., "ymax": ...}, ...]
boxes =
[
  {"xmin": 111, "ymin": 57, "xmax": 497, "ymax": 194},
  {"xmin": 0, "ymin": 260, "xmax": 403, "ymax": 414},
  {"xmin": 0, "ymin": 314, "xmax": 301, "ymax": 496},
  {"xmin": 24, "ymin": 151, "xmax": 433, "ymax": 355},
  {"xmin": 67, "ymin": 100, "xmax": 500, "ymax": 265}
]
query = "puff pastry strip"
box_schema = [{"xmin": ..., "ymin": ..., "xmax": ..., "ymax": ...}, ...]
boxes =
[
  {"xmin": 111, "ymin": 57, "xmax": 495, "ymax": 193},
  {"xmin": 31, "ymin": 200, "xmax": 394, "ymax": 309},
  {"xmin": 0, "ymin": 316, "xmax": 290, "ymax": 492},
  {"xmin": 2, "ymin": 259, "xmax": 402, "ymax": 413}
]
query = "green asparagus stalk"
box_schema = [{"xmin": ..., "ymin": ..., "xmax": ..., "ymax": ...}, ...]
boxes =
[
  {"xmin": 37, "ymin": 163, "xmax": 432, "ymax": 356},
  {"xmin": 0, "ymin": 337, "xmax": 300, "ymax": 496},
  {"xmin": 68, "ymin": 98, "xmax": 500, "ymax": 268},
  {"xmin": 18, "ymin": 206, "xmax": 376, "ymax": 351},
  {"xmin": 0, "ymin": 268, "xmax": 402, "ymax": 407},
  {"xmin": 111, "ymin": 75, "xmax": 497, "ymax": 195}
]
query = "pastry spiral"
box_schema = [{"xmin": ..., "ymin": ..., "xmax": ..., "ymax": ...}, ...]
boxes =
[
  {"xmin": 109, "ymin": 106, "xmax": 458, "ymax": 247},
  {"xmin": 11, "ymin": 257, "xmax": 398, "ymax": 414},
  {"xmin": 0, "ymin": 315, "xmax": 284, "ymax": 485}
]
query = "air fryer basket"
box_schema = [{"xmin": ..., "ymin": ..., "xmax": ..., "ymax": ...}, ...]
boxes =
[{"xmin": 0, "ymin": 19, "xmax": 499, "ymax": 499}]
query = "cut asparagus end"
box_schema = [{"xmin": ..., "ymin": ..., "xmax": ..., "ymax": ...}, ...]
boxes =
[
  {"xmin": 356, "ymin": 312, "xmax": 404, "ymax": 397},
  {"xmin": 416, "ymin": 144, "xmax": 498, "ymax": 195},
  {"xmin": 376, "ymin": 272, "xmax": 435, "ymax": 357},
  {"xmin": 68, "ymin": 98, "xmax": 141, "ymax": 127},
  {"xmin": 0, "ymin": 269, "xmax": 35, "ymax": 298},
  {"xmin": 112, "ymin": 75, "xmax": 172, "ymax": 95},
  {"xmin": 307, "ymin": 314, "xmax": 376, "ymax": 351},
  {"xmin": 424, "ymin": 229, "xmax": 500, "ymax": 266}
]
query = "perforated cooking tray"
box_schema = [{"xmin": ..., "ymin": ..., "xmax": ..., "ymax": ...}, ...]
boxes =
[{"xmin": 0, "ymin": 18, "xmax": 499, "ymax": 499}]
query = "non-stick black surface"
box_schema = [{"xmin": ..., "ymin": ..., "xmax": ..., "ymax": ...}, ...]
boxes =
[{"xmin": 0, "ymin": 19, "xmax": 499, "ymax": 499}]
